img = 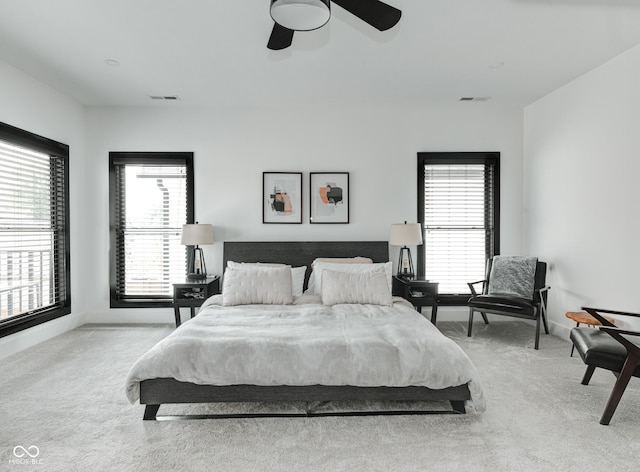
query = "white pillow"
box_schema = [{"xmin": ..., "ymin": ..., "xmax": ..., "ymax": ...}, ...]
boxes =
[
  {"xmin": 308, "ymin": 261, "xmax": 393, "ymax": 295},
  {"xmin": 311, "ymin": 257, "xmax": 373, "ymax": 268},
  {"xmin": 290, "ymin": 266, "xmax": 306, "ymax": 297},
  {"xmin": 222, "ymin": 266, "xmax": 293, "ymax": 306},
  {"xmin": 226, "ymin": 261, "xmax": 306, "ymax": 297},
  {"xmin": 321, "ymin": 268, "xmax": 392, "ymax": 306},
  {"xmin": 306, "ymin": 258, "xmax": 373, "ymax": 293}
]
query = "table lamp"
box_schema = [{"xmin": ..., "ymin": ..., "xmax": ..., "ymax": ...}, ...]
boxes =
[
  {"xmin": 181, "ymin": 222, "xmax": 214, "ymax": 280},
  {"xmin": 389, "ymin": 221, "xmax": 423, "ymax": 279}
]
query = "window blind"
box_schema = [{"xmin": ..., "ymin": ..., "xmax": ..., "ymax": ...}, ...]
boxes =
[
  {"xmin": 0, "ymin": 133, "xmax": 69, "ymax": 325},
  {"xmin": 110, "ymin": 153, "xmax": 193, "ymax": 307},
  {"xmin": 418, "ymin": 154, "xmax": 499, "ymax": 303}
]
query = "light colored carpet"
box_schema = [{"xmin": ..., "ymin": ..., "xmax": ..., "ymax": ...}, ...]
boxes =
[{"xmin": 1, "ymin": 321, "xmax": 638, "ymax": 472}]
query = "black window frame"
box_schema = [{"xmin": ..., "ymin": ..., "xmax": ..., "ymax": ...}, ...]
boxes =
[
  {"xmin": 0, "ymin": 121, "xmax": 71, "ymax": 338},
  {"xmin": 417, "ymin": 152, "xmax": 500, "ymax": 306},
  {"xmin": 109, "ymin": 152, "xmax": 194, "ymax": 308}
]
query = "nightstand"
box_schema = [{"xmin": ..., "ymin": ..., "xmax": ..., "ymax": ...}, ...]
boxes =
[
  {"xmin": 392, "ymin": 276, "xmax": 439, "ymax": 324},
  {"xmin": 172, "ymin": 276, "xmax": 220, "ymax": 327}
]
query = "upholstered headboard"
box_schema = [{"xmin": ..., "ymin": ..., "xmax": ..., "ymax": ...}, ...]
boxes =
[{"xmin": 223, "ymin": 241, "xmax": 389, "ymax": 290}]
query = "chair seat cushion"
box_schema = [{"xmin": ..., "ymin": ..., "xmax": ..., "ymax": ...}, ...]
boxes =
[
  {"xmin": 570, "ymin": 328, "xmax": 640, "ymax": 377},
  {"xmin": 468, "ymin": 294, "xmax": 536, "ymax": 316}
]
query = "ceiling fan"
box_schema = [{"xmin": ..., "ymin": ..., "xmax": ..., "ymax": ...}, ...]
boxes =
[{"xmin": 268, "ymin": 0, "xmax": 402, "ymax": 50}]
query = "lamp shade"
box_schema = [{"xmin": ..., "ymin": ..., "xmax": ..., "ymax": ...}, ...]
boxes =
[
  {"xmin": 181, "ymin": 223, "xmax": 214, "ymax": 246},
  {"xmin": 389, "ymin": 223, "xmax": 423, "ymax": 246},
  {"xmin": 270, "ymin": 0, "xmax": 331, "ymax": 31}
]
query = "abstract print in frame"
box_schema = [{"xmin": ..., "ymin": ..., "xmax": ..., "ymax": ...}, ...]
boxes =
[
  {"xmin": 263, "ymin": 172, "xmax": 303, "ymax": 224},
  {"xmin": 309, "ymin": 172, "xmax": 349, "ymax": 224}
]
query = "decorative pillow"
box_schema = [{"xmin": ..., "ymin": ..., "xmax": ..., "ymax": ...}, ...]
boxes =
[
  {"xmin": 487, "ymin": 255, "xmax": 538, "ymax": 299},
  {"xmin": 226, "ymin": 261, "xmax": 306, "ymax": 297},
  {"xmin": 311, "ymin": 257, "xmax": 373, "ymax": 268},
  {"xmin": 227, "ymin": 261, "xmax": 286, "ymax": 270},
  {"xmin": 222, "ymin": 266, "xmax": 293, "ymax": 306},
  {"xmin": 308, "ymin": 261, "xmax": 392, "ymax": 295},
  {"xmin": 321, "ymin": 268, "xmax": 392, "ymax": 306}
]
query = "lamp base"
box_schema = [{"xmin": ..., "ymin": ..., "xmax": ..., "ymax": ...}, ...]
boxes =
[
  {"xmin": 397, "ymin": 272, "xmax": 415, "ymax": 280},
  {"xmin": 186, "ymin": 246, "xmax": 208, "ymax": 281},
  {"xmin": 396, "ymin": 246, "xmax": 415, "ymax": 280},
  {"xmin": 186, "ymin": 273, "xmax": 207, "ymax": 281}
]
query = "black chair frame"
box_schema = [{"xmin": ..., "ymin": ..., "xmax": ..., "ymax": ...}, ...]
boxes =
[
  {"xmin": 467, "ymin": 259, "xmax": 550, "ymax": 350},
  {"xmin": 573, "ymin": 307, "xmax": 640, "ymax": 425}
]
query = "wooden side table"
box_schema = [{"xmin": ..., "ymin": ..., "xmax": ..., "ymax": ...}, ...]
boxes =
[
  {"xmin": 566, "ymin": 311, "xmax": 615, "ymax": 357},
  {"xmin": 173, "ymin": 276, "xmax": 220, "ymax": 327},
  {"xmin": 392, "ymin": 276, "xmax": 439, "ymax": 324}
]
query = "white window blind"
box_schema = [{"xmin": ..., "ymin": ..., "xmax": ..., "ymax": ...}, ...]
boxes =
[
  {"xmin": 0, "ymin": 138, "xmax": 68, "ymax": 322},
  {"xmin": 112, "ymin": 157, "xmax": 192, "ymax": 304},
  {"xmin": 420, "ymin": 155, "xmax": 499, "ymax": 300}
]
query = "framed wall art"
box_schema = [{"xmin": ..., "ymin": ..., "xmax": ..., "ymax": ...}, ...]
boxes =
[
  {"xmin": 309, "ymin": 172, "xmax": 349, "ymax": 224},
  {"xmin": 263, "ymin": 172, "xmax": 303, "ymax": 224}
]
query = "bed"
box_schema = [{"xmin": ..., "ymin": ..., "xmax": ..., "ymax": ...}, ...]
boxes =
[{"xmin": 126, "ymin": 241, "xmax": 484, "ymax": 420}]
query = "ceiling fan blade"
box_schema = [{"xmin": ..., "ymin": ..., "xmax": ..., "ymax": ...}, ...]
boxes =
[
  {"xmin": 267, "ymin": 23, "xmax": 294, "ymax": 50},
  {"xmin": 331, "ymin": 0, "xmax": 401, "ymax": 31}
]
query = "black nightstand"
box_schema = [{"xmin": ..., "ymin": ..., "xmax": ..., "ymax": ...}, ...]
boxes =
[
  {"xmin": 172, "ymin": 276, "xmax": 220, "ymax": 327},
  {"xmin": 392, "ymin": 276, "xmax": 439, "ymax": 324}
]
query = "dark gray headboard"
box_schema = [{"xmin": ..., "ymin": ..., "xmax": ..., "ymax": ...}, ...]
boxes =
[{"xmin": 223, "ymin": 241, "xmax": 389, "ymax": 289}]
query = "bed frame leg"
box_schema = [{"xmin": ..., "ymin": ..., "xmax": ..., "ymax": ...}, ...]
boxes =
[
  {"xmin": 450, "ymin": 400, "xmax": 466, "ymax": 414},
  {"xmin": 143, "ymin": 404, "xmax": 160, "ymax": 420}
]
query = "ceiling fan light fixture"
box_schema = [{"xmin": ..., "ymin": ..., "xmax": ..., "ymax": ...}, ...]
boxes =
[{"xmin": 270, "ymin": 0, "xmax": 331, "ymax": 31}]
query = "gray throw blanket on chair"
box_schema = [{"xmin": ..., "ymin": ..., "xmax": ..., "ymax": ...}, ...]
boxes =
[{"xmin": 487, "ymin": 255, "xmax": 538, "ymax": 299}]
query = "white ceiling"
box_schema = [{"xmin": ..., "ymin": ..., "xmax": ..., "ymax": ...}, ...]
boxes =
[{"xmin": 1, "ymin": 0, "xmax": 640, "ymax": 109}]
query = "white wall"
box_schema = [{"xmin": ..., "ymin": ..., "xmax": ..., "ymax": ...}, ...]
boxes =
[
  {"xmin": 85, "ymin": 103, "xmax": 524, "ymax": 324},
  {"xmin": 0, "ymin": 60, "xmax": 87, "ymax": 359},
  {"xmin": 524, "ymin": 44, "xmax": 640, "ymax": 339},
  {"xmin": 4, "ymin": 35, "xmax": 639, "ymax": 352}
]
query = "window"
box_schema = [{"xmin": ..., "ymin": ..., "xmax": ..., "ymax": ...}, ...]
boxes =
[
  {"xmin": 417, "ymin": 152, "xmax": 500, "ymax": 305},
  {"xmin": 109, "ymin": 152, "xmax": 194, "ymax": 308},
  {"xmin": 0, "ymin": 122, "xmax": 71, "ymax": 338}
]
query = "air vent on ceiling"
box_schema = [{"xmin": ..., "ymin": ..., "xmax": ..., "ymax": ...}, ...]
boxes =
[
  {"xmin": 459, "ymin": 96, "xmax": 491, "ymax": 102},
  {"xmin": 149, "ymin": 96, "xmax": 181, "ymax": 101}
]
